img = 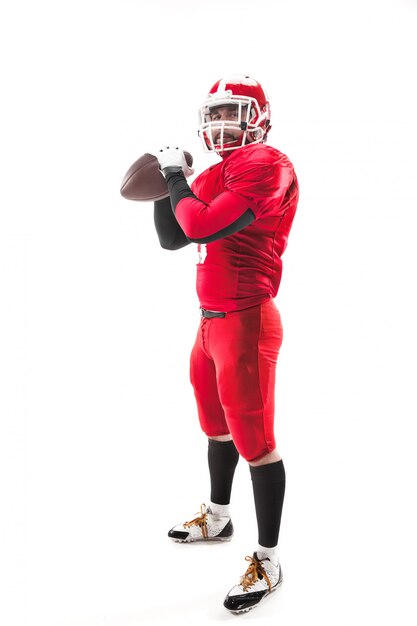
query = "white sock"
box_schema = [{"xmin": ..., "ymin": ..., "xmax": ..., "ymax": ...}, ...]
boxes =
[
  {"xmin": 256, "ymin": 544, "xmax": 278, "ymax": 567},
  {"xmin": 209, "ymin": 501, "xmax": 231, "ymax": 517}
]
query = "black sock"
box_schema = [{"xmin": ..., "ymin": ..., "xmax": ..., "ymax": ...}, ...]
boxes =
[
  {"xmin": 207, "ymin": 439, "xmax": 240, "ymax": 505},
  {"xmin": 250, "ymin": 459, "xmax": 286, "ymax": 548}
]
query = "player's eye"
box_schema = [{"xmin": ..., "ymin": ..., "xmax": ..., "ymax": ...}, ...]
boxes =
[{"xmin": 210, "ymin": 106, "xmax": 239, "ymax": 121}]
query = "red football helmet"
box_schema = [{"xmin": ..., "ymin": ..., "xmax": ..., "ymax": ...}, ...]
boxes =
[{"xmin": 198, "ymin": 75, "xmax": 271, "ymax": 154}]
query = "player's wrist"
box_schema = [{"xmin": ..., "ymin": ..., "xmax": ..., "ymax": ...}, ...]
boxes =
[{"xmin": 161, "ymin": 166, "xmax": 185, "ymax": 180}]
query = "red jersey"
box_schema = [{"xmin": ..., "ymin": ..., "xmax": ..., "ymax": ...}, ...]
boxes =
[{"xmin": 186, "ymin": 143, "xmax": 299, "ymax": 312}]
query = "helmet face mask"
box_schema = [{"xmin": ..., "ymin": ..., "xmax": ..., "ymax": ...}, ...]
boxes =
[{"xmin": 198, "ymin": 76, "xmax": 271, "ymax": 154}]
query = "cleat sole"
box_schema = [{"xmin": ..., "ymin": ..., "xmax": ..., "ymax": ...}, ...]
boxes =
[{"xmin": 169, "ymin": 535, "xmax": 233, "ymax": 544}]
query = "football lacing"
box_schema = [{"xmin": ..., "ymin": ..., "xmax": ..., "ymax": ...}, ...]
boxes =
[
  {"xmin": 183, "ymin": 503, "xmax": 209, "ymax": 539},
  {"xmin": 240, "ymin": 555, "xmax": 272, "ymax": 592}
]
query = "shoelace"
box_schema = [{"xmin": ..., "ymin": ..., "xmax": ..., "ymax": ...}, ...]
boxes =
[
  {"xmin": 183, "ymin": 503, "xmax": 209, "ymax": 539},
  {"xmin": 240, "ymin": 555, "xmax": 272, "ymax": 592}
]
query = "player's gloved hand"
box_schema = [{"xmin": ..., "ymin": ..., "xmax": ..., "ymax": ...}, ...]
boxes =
[{"xmin": 154, "ymin": 146, "xmax": 194, "ymax": 179}]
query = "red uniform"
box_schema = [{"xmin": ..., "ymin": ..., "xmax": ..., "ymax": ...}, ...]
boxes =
[
  {"xmin": 170, "ymin": 143, "xmax": 299, "ymax": 462},
  {"xmin": 181, "ymin": 143, "xmax": 299, "ymax": 312},
  {"xmin": 190, "ymin": 300, "xmax": 284, "ymax": 462},
  {"xmin": 152, "ymin": 76, "xmax": 290, "ymax": 595}
]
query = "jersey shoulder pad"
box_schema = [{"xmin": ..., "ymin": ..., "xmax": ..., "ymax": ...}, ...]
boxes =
[
  {"xmin": 223, "ymin": 143, "xmax": 293, "ymax": 178},
  {"xmin": 222, "ymin": 143, "xmax": 295, "ymax": 218}
]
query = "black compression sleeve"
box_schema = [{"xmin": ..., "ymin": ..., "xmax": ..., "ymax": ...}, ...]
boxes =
[
  {"xmin": 163, "ymin": 167, "xmax": 203, "ymax": 211},
  {"xmin": 153, "ymin": 196, "xmax": 190, "ymax": 250}
]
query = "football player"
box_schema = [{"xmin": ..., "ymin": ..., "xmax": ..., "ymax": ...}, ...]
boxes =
[{"xmin": 153, "ymin": 75, "xmax": 299, "ymax": 614}]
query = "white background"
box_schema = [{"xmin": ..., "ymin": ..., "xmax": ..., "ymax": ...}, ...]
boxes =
[{"xmin": 1, "ymin": 0, "xmax": 417, "ymax": 624}]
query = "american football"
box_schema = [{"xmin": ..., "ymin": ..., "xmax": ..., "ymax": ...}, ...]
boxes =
[{"xmin": 120, "ymin": 151, "xmax": 193, "ymax": 202}]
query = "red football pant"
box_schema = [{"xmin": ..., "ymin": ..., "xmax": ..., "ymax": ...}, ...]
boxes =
[{"xmin": 190, "ymin": 299, "xmax": 283, "ymax": 463}]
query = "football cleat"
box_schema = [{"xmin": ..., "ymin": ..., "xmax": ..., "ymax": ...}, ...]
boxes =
[
  {"xmin": 223, "ymin": 552, "xmax": 283, "ymax": 614},
  {"xmin": 168, "ymin": 503, "xmax": 234, "ymax": 543}
]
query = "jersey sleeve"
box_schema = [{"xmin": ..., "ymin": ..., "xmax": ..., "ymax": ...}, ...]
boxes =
[{"xmin": 222, "ymin": 146, "xmax": 294, "ymax": 219}]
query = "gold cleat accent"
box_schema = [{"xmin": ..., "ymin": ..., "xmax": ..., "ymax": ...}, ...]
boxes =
[
  {"xmin": 240, "ymin": 555, "xmax": 272, "ymax": 592},
  {"xmin": 183, "ymin": 503, "xmax": 209, "ymax": 539}
]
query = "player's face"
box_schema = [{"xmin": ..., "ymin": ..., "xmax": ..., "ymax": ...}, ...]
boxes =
[{"xmin": 204, "ymin": 104, "xmax": 248, "ymax": 144}]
